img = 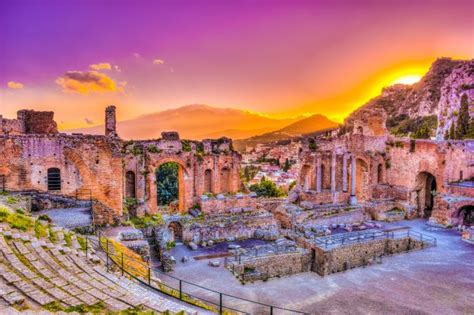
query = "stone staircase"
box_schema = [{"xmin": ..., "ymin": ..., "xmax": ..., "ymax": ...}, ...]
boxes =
[{"xmin": 0, "ymin": 222, "xmax": 203, "ymax": 314}]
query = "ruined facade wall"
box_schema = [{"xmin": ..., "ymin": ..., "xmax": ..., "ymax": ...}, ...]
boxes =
[
  {"xmin": 123, "ymin": 141, "xmax": 242, "ymax": 214},
  {"xmin": 0, "ymin": 135, "xmax": 123, "ymax": 224}
]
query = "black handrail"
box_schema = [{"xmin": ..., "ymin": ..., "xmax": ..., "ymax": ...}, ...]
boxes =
[{"xmin": 89, "ymin": 233, "xmax": 308, "ymax": 314}]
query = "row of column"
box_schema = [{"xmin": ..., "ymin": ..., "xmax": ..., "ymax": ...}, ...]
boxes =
[{"xmin": 311, "ymin": 153, "xmax": 358, "ymax": 205}]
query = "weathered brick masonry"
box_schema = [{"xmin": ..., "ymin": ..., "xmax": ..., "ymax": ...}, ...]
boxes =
[{"xmin": 0, "ymin": 107, "xmax": 242, "ymax": 224}]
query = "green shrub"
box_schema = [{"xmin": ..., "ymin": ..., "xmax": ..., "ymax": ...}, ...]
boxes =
[
  {"xmin": 166, "ymin": 240, "xmax": 176, "ymax": 250},
  {"xmin": 249, "ymin": 177, "xmax": 285, "ymax": 198},
  {"xmin": 38, "ymin": 214, "xmax": 52, "ymax": 222},
  {"xmin": 6, "ymin": 196, "xmax": 18, "ymax": 205},
  {"xmin": 34, "ymin": 221, "xmax": 48, "ymax": 238}
]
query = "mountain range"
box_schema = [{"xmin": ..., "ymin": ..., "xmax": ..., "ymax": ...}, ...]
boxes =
[{"xmin": 69, "ymin": 104, "xmax": 336, "ymax": 142}]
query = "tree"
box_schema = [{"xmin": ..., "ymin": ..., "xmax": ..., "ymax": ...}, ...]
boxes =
[
  {"xmin": 449, "ymin": 123, "xmax": 456, "ymax": 140},
  {"xmin": 466, "ymin": 117, "xmax": 474, "ymax": 139},
  {"xmin": 456, "ymin": 94, "xmax": 470, "ymax": 139},
  {"xmin": 282, "ymin": 158, "xmax": 291, "ymax": 172},
  {"xmin": 156, "ymin": 162, "xmax": 179, "ymax": 205},
  {"xmin": 249, "ymin": 177, "xmax": 284, "ymax": 198}
]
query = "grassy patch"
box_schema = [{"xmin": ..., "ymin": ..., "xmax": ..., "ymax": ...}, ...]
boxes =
[
  {"xmin": 34, "ymin": 221, "xmax": 48, "ymax": 238},
  {"xmin": 0, "ymin": 208, "xmax": 34, "ymax": 232},
  {"xmin": 130, "ymin": 214, "xmax": 164, "ymax": 229},
  {"xmin": 44, "ymin": 301, "xmax": 106, "ymax": 313}
]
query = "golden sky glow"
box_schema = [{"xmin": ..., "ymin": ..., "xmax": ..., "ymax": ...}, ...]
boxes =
[{"xmin": 1, "ymin": 1, "xmax": 473, "ymax": 128}]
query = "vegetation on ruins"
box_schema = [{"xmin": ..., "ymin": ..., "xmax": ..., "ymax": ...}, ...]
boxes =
[
  {"xmin": 249, "ymin": 176, "xmax": 285, "ymax": 197},
  {"xmin": 181, "ymin": 140, "xmax": 192, "ymax": 152},
  {"xmin": 130, "ymin": 213, "xmax": 164, "ymax": 229},
  {"xmin": 147, "ymin": 144, "xmax": 162, "ymax": 153},
  {"xmin": 308, "ymin": 138, "xmax": 318, "ymax": 151}
]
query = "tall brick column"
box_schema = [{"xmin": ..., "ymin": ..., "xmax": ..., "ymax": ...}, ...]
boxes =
[
  {"xmin": 350, "ymin": 154, "xmax": 358, "ymax": 205},
  {"xmin": 331, "ymin": 152, "xmax": 336, "ymax": 192},
  {"xmin": 342, "ymin": 154, "xmax": 348, "ymax": 192},
  {"xmin": 316, "ymin": 156, "xmax": 322, "ymax": 193},
  {"xmin": 105, "ymin": 105, "xmax": 117, "ymax": 137}
]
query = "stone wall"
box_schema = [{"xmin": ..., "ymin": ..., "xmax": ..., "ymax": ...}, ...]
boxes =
[
  {"xmin": 17, "ymin": 110, "xmax": 58, "ymax": 134},
  {"xmin": 200, "ymin": 194, "xmax": 257, "ymax": 215},
  {"xmin": 229, "ymin": 250, "xmax": 311, "ymax": 282},
  {"xmin": 313, "ymin": 237, "xmax": 425, "ymax": 276},
  {"xmin": 182, "ymin": 212, "xmax": 279, "ymax": 243}
]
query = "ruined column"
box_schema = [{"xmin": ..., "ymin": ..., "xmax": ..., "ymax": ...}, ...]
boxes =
[
  {"xmin": 331, "ymin": 152, "xmax": 336, "ymax": 193},
  {"xmin": 350, "ymin": 154, "xmax": 358, "ymax": 205},
  {"xmin": 105, "ymin": 105, "xmax": 117, "ymax": 137},
  {"xmin": 316, "ymin": 156, "xmax": 322, "ymax": 193},
  {"xmin": 342, "ymin": 154, "xmax": 348, "ymax": 192}
]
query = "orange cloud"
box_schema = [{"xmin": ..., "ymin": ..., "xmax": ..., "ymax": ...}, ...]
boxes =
[
  {"xmin": 90, "ymin": 63, "xmax": 112, "ymax": 71},
  {"xmin": 153, "ymin": 59, "xmax": 164, "ymax": 65},
  {"xmin": 55, "ymin": 70, "xmax": 117, "ymax": 94},
  {"xmin": 7, "ymin": 81, "xmax": 24, "ymax": 89}
]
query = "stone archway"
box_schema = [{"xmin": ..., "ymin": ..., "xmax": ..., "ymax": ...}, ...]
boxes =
[
  {"xmin": 300, "ymin": 165, "xmax": 312, "ymax": 191},
  {"xmin": 204, "ymin": 169, "xmax": 212, "ymax": 193},
  {"xmin": 377, "ymin": 163, "xmax": 383, "ymax": 184},
  {"xmin": 156, "ymin": 162, "xmax": 185, "ymax": 212},
  {"xmin": 457, "ymin": 205, "xmax": 474, "ymax": 227},
  {"xmin": 168, "ymin": 221, "xmax": 183, "ymax": 241},
  {"xmin": 125, "ymin": 171, "xmax": 136, "ymax": 198},
  {"xmin": 355, "ymin": 158, "xmax": 369, "ymax": 201},
  {"xmin": 414, "ymin": 172, "xmax": 437, "ymax": 218},
  {"xmin": 220, "ymin": 167, "xmax": 231, "ymax": 193}
]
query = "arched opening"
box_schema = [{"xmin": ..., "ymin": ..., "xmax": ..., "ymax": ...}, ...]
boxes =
[
  {"xmin": 414, "ymin": 172, "xmax": 437, "ymax": 218},
  {"xmin": 377, "ymin": 163, "xmax": 383, "ymax": 184},
  {"xmin": 357, "ymin": 126, "xmax": 364, "ymax": 135},
  {"xmin": 220, "ymin": 167, "xmax": 231, "ymax": 193},
  {"xmin": 125, "ymin": 171, "xmax": 136, "ymax": 198},
  {"xmin": 156, "ymin": 162, "xmax": 184, "ymax": 211},
  {"xmin": 47, "ymin": 168, "xmax": 61, "ymax": 191},
  {"xmin": 300, "ymin": 165, "xmax": 311, "ymax": 191},
  {"xmin": 355, "ymin": 159, "xmax": 369, "ymax": 201},
  {"xmin": 458, "ymin": 205, "xmax": 474, "ymax": 227},
  {"xmin": 168, "ymin": 221, "xmax": 183, "ymax": 241},
  {"xmin": 204, "ymin": 169, "xmax": 212, "ymax": 193}
]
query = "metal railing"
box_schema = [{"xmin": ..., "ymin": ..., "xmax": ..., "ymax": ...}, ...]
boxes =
[
  {"xmin": 314, "ymin": 229, "xmax": 437, "ymax": 249},
  {"xmin": 89, "ymin": 233, "xmax": 308, "ymax": 315},
  {"xmin": 0, "ymin": 175, "xmax": 5, "ymax": 192}
]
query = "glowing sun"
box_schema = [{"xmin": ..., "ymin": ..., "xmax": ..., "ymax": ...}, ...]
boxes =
[{"xmin": 391, "ymin": 74, "xmax": 422, "ymax": 85}]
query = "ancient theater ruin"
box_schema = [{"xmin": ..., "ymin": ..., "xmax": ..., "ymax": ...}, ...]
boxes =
[{"xmin": 0, "ymin": 101, "xmax": 473, "ymax": 313}]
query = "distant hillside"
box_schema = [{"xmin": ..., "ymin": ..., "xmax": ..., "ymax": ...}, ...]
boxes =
[
  {"xmin": 234, "ymin": 114, "xmax": 338, "ymax": 151},
  {"xmin": 69, "ymin": 104, "xmax": 299, "ymax": 140},
  {"xmin": 344, "ymin": 58, "xmax": 473, "ymax": 139}
]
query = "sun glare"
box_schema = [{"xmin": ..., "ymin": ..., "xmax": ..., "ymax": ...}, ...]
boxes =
[{"xmin": 391, "ymin": 74, "xmax": 422, "ymax": 85}]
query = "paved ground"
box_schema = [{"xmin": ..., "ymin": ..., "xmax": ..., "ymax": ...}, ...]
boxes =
[
  {"xmin": 162, "ymin": 219, "xmax": 474, "ymax": 314},
  {"xmin": 32, "ymin": 207, "xmax": 92, "ymax": 229}
]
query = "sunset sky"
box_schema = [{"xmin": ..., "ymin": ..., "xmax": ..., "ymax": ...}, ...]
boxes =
[{"xmin": 0, "ymin": 0, "xmax": 473, "ymax": 129}]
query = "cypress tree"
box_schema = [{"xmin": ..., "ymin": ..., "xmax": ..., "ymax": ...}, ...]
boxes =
[
  {"xmin": 456, "ymin": 94, "xmax": 470, "ymax": 139},
  {"xmin": 466, "ymin": 117, "xmax": 474, "ymax": 139},
  {"xmin": 449, "ymin": 123, "xmax": 456, "ymax": 140}
]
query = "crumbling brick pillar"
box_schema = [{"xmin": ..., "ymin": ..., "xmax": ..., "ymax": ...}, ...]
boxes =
[
  {"xmin": 343, "ymin": 154, "xmax": 348, "ymax": 192},
  {"xmin": 350, "ymin": 154, "xmax": 358, "ymax": 205},
  {"xmin": 105, "ymin": 105, "xmax": 117, "ymax": 137}
]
